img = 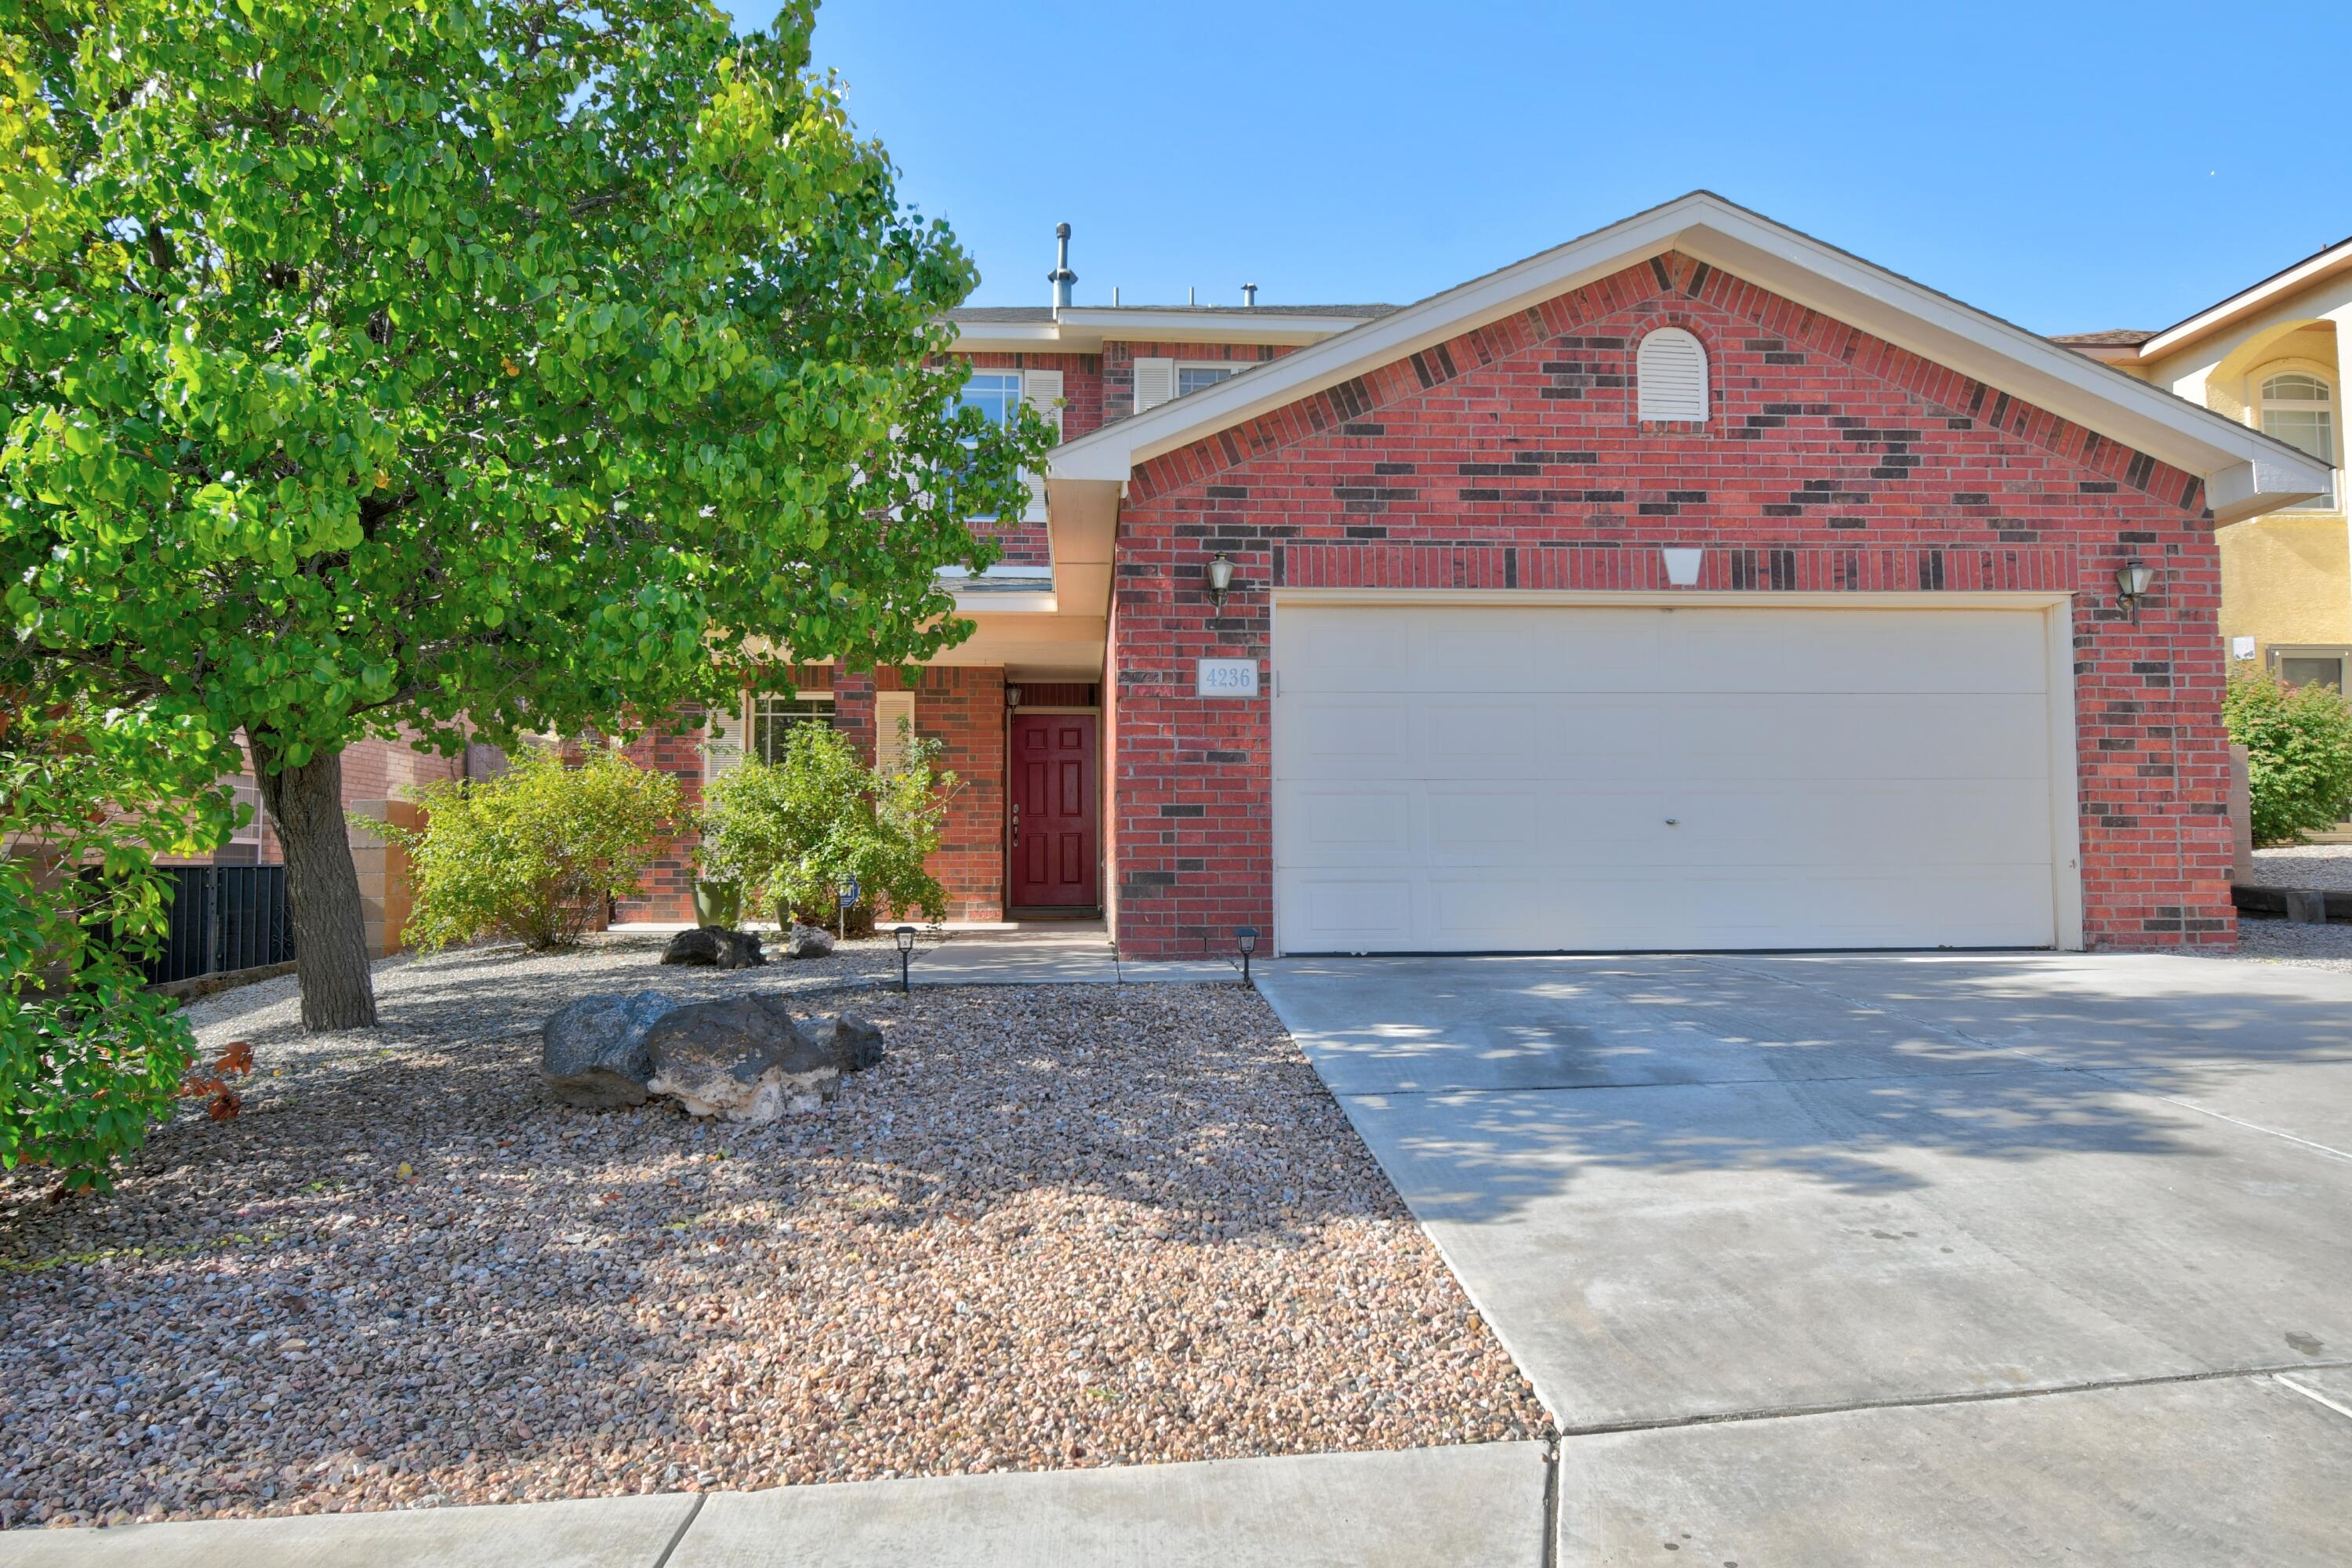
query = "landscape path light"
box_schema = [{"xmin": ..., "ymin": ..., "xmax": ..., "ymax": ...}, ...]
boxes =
[{"xmin": 895, "ymin": 925, "xmax": 916, "ymax": 993}]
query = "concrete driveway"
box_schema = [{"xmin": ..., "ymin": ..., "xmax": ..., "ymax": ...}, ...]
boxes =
[{"xmin": 1255, "ymin": 951, "xmax": 2352, "ymax": 1564}]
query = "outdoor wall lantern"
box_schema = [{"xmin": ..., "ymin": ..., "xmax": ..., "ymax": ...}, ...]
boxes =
[
  {"xmin": 2114, "ymin": 559, "xmax": 2156, "ymax": 623},
  {"xmin": 1236, "ymin": 924, "xmax": 1259, "ymax": 984},
  {"xmin": 1206, "ymin": 553, "xmax": 1237, "ymax": 612},
  {"xmin": 894, "ymin": 924, "xmax": 916, "ymax": 993},
  {"xmin": 1004, "ymin": 684, "xmax": 1023, "ymax": 710}
]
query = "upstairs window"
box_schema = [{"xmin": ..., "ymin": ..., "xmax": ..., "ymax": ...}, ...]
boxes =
[
  {"xmin": 2258, "ymin": 371, "xmax": 2336, "ymax": 511},
  {"xmin": 1134, "ymin": 358, "xmax": 1247, "ymax": 413},
  {"xmin": 1177, "ymin": 362, "xmax": 1243, "ymax": 397},
  {"xmin": 956, "ymin": 370, "xmax": 1024, "ymax": 428},
  {"xmin": 1636, "ymin": 328, "xmax": 1708, "ymax": 423}
]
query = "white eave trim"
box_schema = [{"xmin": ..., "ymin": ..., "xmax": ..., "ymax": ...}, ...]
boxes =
[
  {"xmin": 945, "ymin": 310, "xmax": 1380, "ymax": 355},
  {"xmin": 2139, "ymin": 239, "xmax": 2352, "ymax": 361},
  {"xmin": 1047, "ymin": 191, "xmax": 2332, "ymax": 521}
]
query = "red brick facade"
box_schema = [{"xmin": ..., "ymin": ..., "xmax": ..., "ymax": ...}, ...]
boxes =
[{"xmin": 1108, "ymin": 252, "xmax": 2234, "ymax": 958}]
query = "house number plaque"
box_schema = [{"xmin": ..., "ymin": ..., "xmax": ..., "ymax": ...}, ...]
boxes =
[{"xmin": 1196, "ymin": 659, "xmax": 1261, "ymax": 698}]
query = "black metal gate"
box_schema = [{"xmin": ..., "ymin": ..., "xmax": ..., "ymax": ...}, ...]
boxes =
[{"xmin": 140, "ymin": 866, "xmax": 295, "ymax": 985}]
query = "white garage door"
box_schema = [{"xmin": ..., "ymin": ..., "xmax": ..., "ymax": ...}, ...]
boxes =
[{"xmin": 1273, "ymin": 601, "xmax": 2066, "ymax": 953}]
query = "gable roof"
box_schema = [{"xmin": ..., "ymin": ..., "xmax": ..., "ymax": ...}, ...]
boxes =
[
  {"xmin": 2136, "ymin": 233, "xmax": 2352, "ymax": 361},
  {"xmin": 1049, "ymin": 192, "xmax": 2328, "ymax": 524}
]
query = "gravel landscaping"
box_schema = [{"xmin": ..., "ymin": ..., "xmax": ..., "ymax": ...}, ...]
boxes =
[
  {"xmin": 0, "ymin": 937, "xmax": 1542, "ymax": 1529},
  {"xmin": 2191, "ymin": 914, "xmax": 2352, "ymax": 973},
  {"xmin": 2249, "ymin": 843, "xmax": 2352, "ymax": 892}
]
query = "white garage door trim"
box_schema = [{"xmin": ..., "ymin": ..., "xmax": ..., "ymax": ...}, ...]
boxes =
[{"xmin": 1269, "ymin": 590, "xmax": 2083, "ymax": 956}]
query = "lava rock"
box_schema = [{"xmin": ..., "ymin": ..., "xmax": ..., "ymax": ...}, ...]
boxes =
[
  {"xmin": 797, "ymin": 1011, "xmax": 886, "ymax": 1073},
  {"xmin": 642, "ymin": 996, "xmax": 844, "ymax": 1122},
  {"xmin": 660, "ymin": 927, "xmax": 765, "ymax": 970},
  {"xmin": 541, "ymin": 990, "xmax": 680, "ymax": 1108},
  {"xmin": 782, "ymin": 924, "xmax": 836, "ymax": 960}
]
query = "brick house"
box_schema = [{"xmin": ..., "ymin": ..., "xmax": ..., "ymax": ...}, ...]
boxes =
[{"xmin": 610, "ymin": 192, "xmax": 2328, "ymax": 956}]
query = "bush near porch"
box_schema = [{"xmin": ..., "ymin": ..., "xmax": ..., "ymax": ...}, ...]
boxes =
[
  {"xmin": 699, "ymin": 720, "xmax": 954, "ymax": 934},
  {"xmin": 379, "ymin": 746, "xmax": 684, "ymax": 953}
]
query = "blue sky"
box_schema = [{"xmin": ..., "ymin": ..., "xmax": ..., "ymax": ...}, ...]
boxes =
[{"xmin": 733, "ymin": 2, "xmax": 2350, "ymax": 335}]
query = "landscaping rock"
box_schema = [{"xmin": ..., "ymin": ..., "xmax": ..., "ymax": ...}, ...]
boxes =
[
  {"xmin": 797, "ymin": 1010, "xmax": 886, "ymax": 1073},
  {"xmin": 783, "ymin": 923, "xmax": 837, "ymax": 960},
  {"xmin": 660, "ymin": 927, "xmax": 765, "ymax": 969},
  {"xmin": 541, "ymin": 989, "xmax": 680, "ymax": 1108},
  {"xmin": 642, "ymin": 996, "xmax": 844, "ymax": 1121}
]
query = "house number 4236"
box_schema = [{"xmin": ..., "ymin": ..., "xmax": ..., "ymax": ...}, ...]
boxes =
[{"xmin": 1196, "ymin": 659, "xmax": 1261, "ymax": 698}]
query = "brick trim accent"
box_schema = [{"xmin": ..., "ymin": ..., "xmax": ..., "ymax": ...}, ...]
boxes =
[
  {"xmin": 1129, "ymin": 252, "xmax": 2208, "ymax": 519},
  {"xmin": 1275, "ymin": 543, "xmax": 2078, "ymax": 594}
]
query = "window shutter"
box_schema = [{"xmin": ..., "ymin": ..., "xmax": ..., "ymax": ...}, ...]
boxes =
[
  {"xmin": 704, "ymin": 693, "xmax": 747, "ymax": 783},
  {"xmin": 874, "ymin": 691, "xmax": 916, "ymax": 774},
  {"xmin": 1636, "ymin": 328, "xmax": 1708, "ymax": 423},
  {"xmin": 1021, "ymin": 368, "xmax": 1063, "ymax": 520},
  {"xmin": 1022, "ymin": 368, "xmax": 1065, "ymax": 434},
  {"xmin": 1133, "ymin": 358, "xmax": 1177, "ymax": 415}
]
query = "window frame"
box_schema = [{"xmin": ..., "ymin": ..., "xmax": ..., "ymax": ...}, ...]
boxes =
[
  {"xmin": 2267, "ymin": 645, "xmax": 2352, "ymax": 695},
  {"xmin": 1174, "ymin": 361, "xmax": 1249, "ymax": 398},
  {"xmin": 749, "ymin": 691, "xmax": 838, "ymax": 765},
  {"xmin": 2252, "ymin": 361, "xmax": 2338, "ymax": 514}
]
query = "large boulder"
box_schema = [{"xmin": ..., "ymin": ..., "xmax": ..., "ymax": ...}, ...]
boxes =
[
  {"xmin": 643, "ymin": 996, "xmax": 846, "ymax": 1122},
  {"xmin": 660, "ymin": 927, "xmax": 764, "ymax": 970},
  {"xmin": 542, "ymin": 990, "xmax": 680, "ymax": 1108},
  {"xmin": 782, "ymin": 923, "xmax": 836, "ymax": 960}
]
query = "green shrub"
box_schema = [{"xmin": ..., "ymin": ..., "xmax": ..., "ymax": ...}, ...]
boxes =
[
  {"xmin": 2224, "ymin": 665, "xmax": 2352, "ymax": 846},
  {"xmin": 3, "ymin": 702, "xmax": 238, "ymax": 1192},
  {"xmin": 699, "ymin": 717, "xmax": 955, "ymax": 932},
  {"xmin": 382, "ymin": 745, "xmax": 684, "ymax": 952}
]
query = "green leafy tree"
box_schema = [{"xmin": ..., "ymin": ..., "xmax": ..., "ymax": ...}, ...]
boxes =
[
  {"xmin": 699, "ymin": 716, "xmax": 953, "ymax": 933},
  {"xmin": 0, "ymin": 0, "xmax": 1050, "ymax": 1030},
  {"xmin": 2, "ymin": 697, "xmax": 238, "ymax": 1191},
  {"xmin": 2224, "ymin": 665, "xmax": 2352, "ymax": 846},
  {"xmin": 382, "ymin": 744, "xmax": 684, "ymax": 952}
]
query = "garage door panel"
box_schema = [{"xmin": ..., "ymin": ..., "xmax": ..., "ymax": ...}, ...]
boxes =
[
  {"xmin": 1665, "ymin": 610, "xmax": 2049, "ymax": 695},
  {"xmin": 1274, "ymin": 602, "xmax": 2063, "ymax": 954},
  {"xmin": 1287, "ymin": 876, "xmax": 1415, "ymax": 949},
  {"xmin": 1657, "ymin": 781, "xmax": 2051, "ymax": 867},
  {"xmin": 1284, "ymin": 697, "xmax": 1417, "ymax": 769},
  {"xmin": 1664, "ymin": 696, "xmax": 2049, "ymax": 782}
]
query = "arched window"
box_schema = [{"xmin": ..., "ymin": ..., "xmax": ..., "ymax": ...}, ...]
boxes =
[
  {"xmin": 2258, "ymin": 370, "xmax": 2336, "ymax": 511},
  {"xmin": 1637, "ymin": 328, "xmax": 1708, "ymax": 423}
]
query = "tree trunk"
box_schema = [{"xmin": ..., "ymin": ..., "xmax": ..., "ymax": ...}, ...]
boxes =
[{"xmin": 251, "ymin": 735, "xmax": 379, "ymax": 1032}]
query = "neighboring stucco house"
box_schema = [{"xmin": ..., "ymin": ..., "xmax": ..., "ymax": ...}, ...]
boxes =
[
  {"xmin": 615, "ymin": 191, "xmax": 2325, "ymax": 960},
  {"xmin": 2056, "ymin": 233, "xmax": 2350, "ymax": 689}
]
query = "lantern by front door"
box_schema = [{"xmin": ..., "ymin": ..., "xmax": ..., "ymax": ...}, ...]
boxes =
[{"xmin": 1008, "ymin": 713, "xmax": 1099, "ymax": 911}]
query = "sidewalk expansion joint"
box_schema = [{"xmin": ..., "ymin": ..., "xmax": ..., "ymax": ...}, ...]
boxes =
[
  {"xmin": 652, "ymin": 1492, "xmax": 706, "ymax": 1568},
  {"xmin": 1553, "ymin": 1359, "xmax": 2352, "ymax": 1440}
]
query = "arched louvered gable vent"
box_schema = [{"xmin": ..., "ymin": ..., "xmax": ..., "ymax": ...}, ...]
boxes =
[{"xmin": 1636, "ymin": 328, "xmax": 1708, "ymax": 423}]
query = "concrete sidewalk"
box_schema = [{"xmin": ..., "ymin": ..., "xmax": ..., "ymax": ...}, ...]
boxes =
[
  {"xmin": 904, "ymin": 920, "xmax": 1239, "ymax": 986},
  {"xmin": 0, "ymin": 1443, "xmax": 1548, "ymax": 1568}
]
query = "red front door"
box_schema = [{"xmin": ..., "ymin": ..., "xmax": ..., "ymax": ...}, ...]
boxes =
[{"xmin": 1009, "ymin": 713, "xmax": 1099, "ymax": 911}]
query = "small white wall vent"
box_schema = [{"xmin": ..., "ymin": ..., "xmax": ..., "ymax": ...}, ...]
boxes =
[{"xmin": 1637, "ymin": 328, "xmax": 1708, "ymax": 423}]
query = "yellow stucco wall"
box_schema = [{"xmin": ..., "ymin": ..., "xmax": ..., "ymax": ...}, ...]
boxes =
[
  {"xmin": 2125, "ymin": 296, "xmax": 2344, "ymax": 668},
  {"xmin": 2215, "ymin": 512, "xmax": 2352, "ymax": 659}
]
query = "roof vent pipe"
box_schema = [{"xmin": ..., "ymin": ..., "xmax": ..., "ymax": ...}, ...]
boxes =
[
  {"xmin": 1243, "ymin": 283, "xmax": 1258, "ymax": 307},
  {"xmin": 1047, "ymin": 222, "xmax": 1076, "ymax": 308}
]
